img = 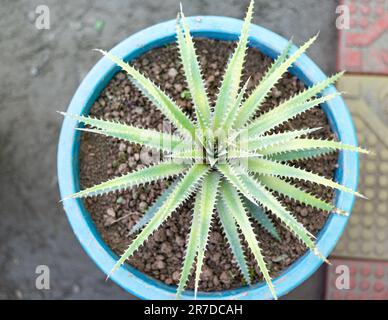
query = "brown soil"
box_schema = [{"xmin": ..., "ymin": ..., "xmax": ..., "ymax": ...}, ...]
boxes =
[{"xmin": 78, "ymin": 38, "xmax": 338, "ymax": 292}]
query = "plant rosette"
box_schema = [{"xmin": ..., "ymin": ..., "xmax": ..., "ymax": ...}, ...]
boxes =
[{"xmin": 58, "ymin": 1, "xmax": 366, "ymax": 300}]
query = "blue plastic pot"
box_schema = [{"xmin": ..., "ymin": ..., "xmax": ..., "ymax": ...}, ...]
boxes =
[{"xmin": 58, "ymin": 16, "xmax": 358, "ymax": 300}]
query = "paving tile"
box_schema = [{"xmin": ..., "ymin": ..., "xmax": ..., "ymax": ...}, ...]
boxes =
[
  {"xmin": 337, "ymin": 0, "xmax": 388, "ymax": 74},
  {"xmin": 325, "ymin": 258, "xmax": 388, "ymax": 300},
  {"xmin": 333, "ymin": 75, "xmax": 388, "ymax": 260}
]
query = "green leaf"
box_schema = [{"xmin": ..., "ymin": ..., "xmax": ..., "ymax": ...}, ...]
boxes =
[
  {"xmin": 176, "ymin": 191, "xmax": 201, "ymax": 298},
  {"xmin": 240, "ymin": 127, "xmax": 320, "ymax": 151},
  {"xmin": 63, "ymin": 162, "xmax": 188, "ymax": 200},
  {"xmin": 234, "ymin": 35, "xmax": 318, "ymax": 128},
  {"xmin": 128, "ymin": 181, "xmax": 178, "ymax": 236},
  {"xmin": 61, "ymin": 112, "xmax": 184, "ymax": 152},
  {"xmin": 212, "ymin": 0, "xmax": 254, "ymax": 130},
  {"xmin": 281, "ymin": 71, "xmax": 343, "ymax": 111},
  {"xmin": 243, "ymin": 198, "xmax": 281, "ymax": 240},
  {"xmin": 176, "ymin": 10, "xmax": 211, "ymax": 131},
  {"xmin": 231, "ymin": 39, "xmax": 293, "ymax": 131},
  {"xmin": 217, "ymin": 163, "xmax": 256, "ymax": 204},
  {"xmin": 269, "ymin": 148, "xmax": 333, "ymax": 162},
  {"xmin": 237, "ymin": 171, "xmax": 328, "ymax": 263},
  {"xmin": 217, "ymin": 197, "xmax": 251, "ymax": 284},
  {"xmin": 222, "ymin": 77, "xmax": 250, "ymax": 132},
  {"xmin": 220, "ymin": 180, "xmax": 277, "ymax": 299},
  {"xmin": 168, "ymin": 148, "xmax": 204, "ymax": 161},
  {"xmin": 95, "ymin": 49, "xmax": 196, "ymax": 137},
  {"xmin": 226, "ymin": 149, "xmax": 263, "ymax": 160},
  {"xmin": 248, "ymin": 158, "xmax": 366, "ymax": 198},
  {"xmin": 110, "ymin": 164, "xmax": 209, "ymax": 276},
  {"xmin": 261, "ymin": 138, "xmax": 370, "ymax": 156},
  {"xmin": 193, "ymin": 172, "xmax": 221, "ymax": 298},
  {"xmin": 245, "ymin": 92, "xmax": 340, "ymax": 138},
  {"xmin": 258, "ymin": 175, "xmax": 348, "ymax": 216},
  {"xmin": 239, "ymin": 71, "xmax": 343, "ymax": 137},
  {"xmin": 259, "ymin": 40, "xmax": 293, "ymax": 83}
]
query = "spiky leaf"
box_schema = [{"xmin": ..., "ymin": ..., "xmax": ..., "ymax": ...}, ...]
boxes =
[
  {"xmin": 129, "ymin": 181, "xmax": 178, "ymax": 236},
  {"xmin": 244, "ymin": 198, "xmax": 280, "ymax": 240},
  {"xmin": 218, "ymin": 197, "xmax": 251, "ymax": 284},
  {"xmin": 96, "ymin": 49, "xmax": 196, "ymax": 137},
  {"xmin": 244, "ymin": 92, "xmax": 340, "ymax": 138},
  {"xmin": 220, "ymin": 180, "xmax": 277, "ymax": 299},
  {"xmin": 217, "ymin": 163, "xmax": 256, "ymax": 203},
  {"xmin": 241, "ymin": 127, "xmax": 320, "ymax": 151},
  {"xmin": 248, "ymin": 158, "xmax": 365, "ymax": 198},
  {"xmin": 193, "ymin": 172, "xmax": 221, "ymax": 297},
  {"xmin": 269, "ymin": 148, "xmax": 333, "ymax": 162},
  {"xmin": 109, "ymin": 164, "xmax": 209, "ymax": 275},
  {"xmin": 64, "ymin": 162, "xmax": 188, "ymax": 199},
  {"xmin": 177, "ymin": 193, "xmax": 202, "ymax": 298},
  {"xmin": 237, "ymin": 170, "xmax": 328, "ymax": 263},
  {"xmin": 261, "ymin": 138, "xmax": 370, "ymax": 156},
  {"xmin": 239, "ymin": 71, "xmax": 343, "ymax": 137},
  {"xmin": 212, "ymin": 0, "xmax": 253, "ymax": 130},
  {"xmin": 176, "ymin": 9, "xmax": 211, "ymax": 130},
  {"xmin": 222, "ymin": 77, "xmax": 250, "ymax": 132},
  {"xmin": 258, "ymin": 175, "xmax": 348, "ymax": 215},
  {"xmin": 234, "ymin": 35, "xmax": 318, "ymax": 128},
  {"xmin": 168, "ymin": 148, "xmax": 204, "ymax": 161},
  {"xmin": 62, "ymin": 112, "xmax": 184, "ymax": 152}
]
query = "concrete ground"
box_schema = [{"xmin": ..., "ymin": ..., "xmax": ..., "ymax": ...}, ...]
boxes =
[{"xmin": 0, "ymin": 0, "xmax": 338, "ymax": 299}]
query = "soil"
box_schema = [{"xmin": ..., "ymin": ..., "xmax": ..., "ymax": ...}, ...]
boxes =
[{"xmin": 79, "ymin": 38, "xmax": 338, "ymax": 292}]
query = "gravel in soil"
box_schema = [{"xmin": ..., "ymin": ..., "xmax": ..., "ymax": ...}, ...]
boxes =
[{"xmin": 79, "ymin": 38, "xmax": 338, "ymax": 292}]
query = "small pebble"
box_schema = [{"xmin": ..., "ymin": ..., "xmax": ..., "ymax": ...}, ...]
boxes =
[
  {"xmin": 300, "ymin": 208, "xmax": 309, "ymax": 217},
  {"xmin": 117, "ymin": 72, "xmax": 125, "ymax": 80},
  {"xmin": 119, "ymin": 142, "xmax": 127, "ymax": 152},
  {"xmin": 175, "ymin": 236, "xmax": 185, "ymax": 247},
  {"xmin": 172, "ymin": 271, "xmax": 180, "ymax": 281},
  {"xmin": 167, "ymin": 68, "xmax": 178, "ymax": 78},
  {"xmin": 138, "ymin": 201, "xmax": 148, "ymax": 212},
  {"xmin": 220, "ymin": 271, "xmax": 230, "ymax": 284},
  {"xmin": 153, "ymin": 260, "xmax": 165, "ymax": 269},
  {"xmin": 106, "ymin": 208, "xmax": 116, "ymax": 217},
  {"xmin": 118, "ymin": 163, "xmax": 127, "ymax": 173}
]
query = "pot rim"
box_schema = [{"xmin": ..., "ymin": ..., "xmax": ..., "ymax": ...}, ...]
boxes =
[{"xmin": 57, "ymin": 15, "xmax": 358, "ymax": 300}]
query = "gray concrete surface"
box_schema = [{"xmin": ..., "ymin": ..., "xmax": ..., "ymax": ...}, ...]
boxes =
[{"xmin": 0, "ymin": 0, "xmax": 337, "ymax": 299}]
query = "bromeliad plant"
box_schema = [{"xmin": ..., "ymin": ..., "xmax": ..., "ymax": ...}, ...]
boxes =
[{"xmin": 62, "ymin": 0, "xmax": 369, "ymax": 299}]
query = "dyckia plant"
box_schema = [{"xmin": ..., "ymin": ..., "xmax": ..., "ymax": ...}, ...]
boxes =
[{"xmin": 62, "ymin": 0, "xmax": 369, "ymax": 299}]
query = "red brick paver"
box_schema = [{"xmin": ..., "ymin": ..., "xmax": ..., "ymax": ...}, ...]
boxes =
[
  {"xmin": 337, "ymin": 0, "xmax": 388, "ymax": 74},
  {"xmin": 325, "ymin": 259, "xmax": 388, "ymax": 300}
]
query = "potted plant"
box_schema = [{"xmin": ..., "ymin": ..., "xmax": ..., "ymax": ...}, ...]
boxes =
[{"xmin": 58, "ymin": 0, "xmax": 367, "ymax": 300}]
